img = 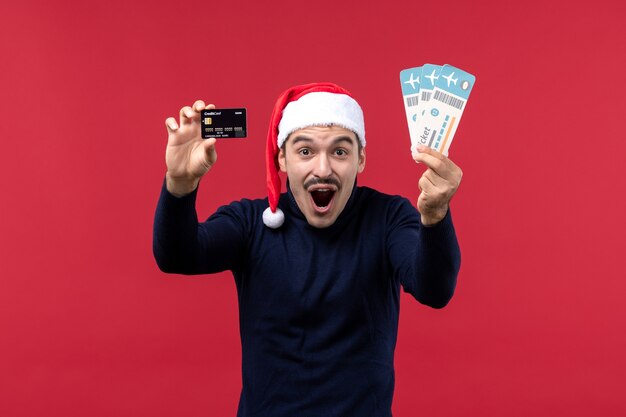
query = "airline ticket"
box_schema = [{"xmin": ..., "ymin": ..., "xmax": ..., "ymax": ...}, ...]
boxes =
[{"xmin": 400, "ymin": 64, "xmax": 475, "ymax": 156}]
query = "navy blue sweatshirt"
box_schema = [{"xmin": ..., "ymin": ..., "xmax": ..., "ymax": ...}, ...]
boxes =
[{"xmin": 153, "ymin": 181, "xmax": 460, "ymax": 417}]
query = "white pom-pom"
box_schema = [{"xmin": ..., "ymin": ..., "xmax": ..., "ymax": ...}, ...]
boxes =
[{"xmin": 263, "ymin": 207, "xmax": 285, "ymax": 228}]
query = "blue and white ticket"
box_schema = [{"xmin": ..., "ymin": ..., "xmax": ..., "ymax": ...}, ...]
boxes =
[
  {"xmin": 399, "ymin": 66, "xmax": 422, "ymax": 139},
  {"xmin": 414, "ymin": 63, "xmax": 441, "ymax": 118},
  {"xmin": 400, "ymin": 63, "xmax": 475, "ymax": 156}
]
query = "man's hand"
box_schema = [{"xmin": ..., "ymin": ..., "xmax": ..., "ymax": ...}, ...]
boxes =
[
  {"xmin": 165, "ymin": 100, "xmax": 218, "ymax": 197},
  {"xmin": 412, "ymin": 145, "xmax": 463, "ymax": 226}
]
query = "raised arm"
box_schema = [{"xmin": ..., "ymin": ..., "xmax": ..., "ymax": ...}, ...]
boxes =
[
  {"xmin": 153, "ymin": 100, "xmax": 245, "ymax": 275},
  {"xmin": 388, "ymin": 145, "xmax": 463, "ymax": 308},
  {"xmin": 387, "ymin": 201, "xmax": 460, "ymax": 309}
]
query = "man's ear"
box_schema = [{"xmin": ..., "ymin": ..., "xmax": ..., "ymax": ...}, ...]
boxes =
[
  {"xmin": 357, "ymin": 148, "xmax": 366, "ymax": 173},
  {"xmin": 278, "ymin": 147, "xmax": 287, "ymax": 172}
]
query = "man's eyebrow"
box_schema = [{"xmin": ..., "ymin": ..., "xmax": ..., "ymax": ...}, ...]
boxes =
[
  {"xmin": 332, "ymin": 136, "xmax": 357, "ymax": 147},
  {"xmin": 290, "ymin": 136, "xmax": 314, "ymax": 146},
  {"xmin": 289, "ymin": 135, "xmax": 357, "ymax": 146}
]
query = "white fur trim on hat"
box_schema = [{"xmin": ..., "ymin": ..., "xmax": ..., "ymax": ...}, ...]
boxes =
[
  {"xmin": 277, "ymin": 92, "xmax": 366, "ymax": 148},
  {"xmin": 262, "ymin": 206, "xmax": 285, "ymax": 229}
]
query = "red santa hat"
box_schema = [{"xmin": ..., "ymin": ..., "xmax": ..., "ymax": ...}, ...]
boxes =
[{"xmin": 263, "ymin": 82, "xmax": 366, "ymax": 228}]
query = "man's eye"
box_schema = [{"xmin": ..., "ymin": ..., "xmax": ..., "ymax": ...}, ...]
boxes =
[
  {"xmin": 335, "ymin": 149, "xmax": 347, "ymax": 156},
  {"xmin": 299, "ymin": 149, "xmax": 311, "ymax": 156}
]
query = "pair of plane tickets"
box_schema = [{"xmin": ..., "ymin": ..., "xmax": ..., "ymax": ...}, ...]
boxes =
[{"xmin": 400, "ymin": 64, "xmax": 476, "ymax": 157}]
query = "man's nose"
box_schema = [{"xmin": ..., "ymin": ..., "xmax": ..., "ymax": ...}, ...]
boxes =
[{"xmin": 312, "ymin": 153, "xmax": 332, "ymax": 178}]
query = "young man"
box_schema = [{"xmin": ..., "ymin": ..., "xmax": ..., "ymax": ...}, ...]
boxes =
[{"xmin": 153, "ymin": 83, "xmax": 462, "ymax": 417}]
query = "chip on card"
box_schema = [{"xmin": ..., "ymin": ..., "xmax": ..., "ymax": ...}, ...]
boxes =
[{"xmin": 201, "ymin": 108, "xmax": 247, "ymax": 139}]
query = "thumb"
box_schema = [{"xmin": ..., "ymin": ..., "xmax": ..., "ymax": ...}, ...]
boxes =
[{"xmin": 202, "ymin": 138, "xmax": 218, "ymax": 165}]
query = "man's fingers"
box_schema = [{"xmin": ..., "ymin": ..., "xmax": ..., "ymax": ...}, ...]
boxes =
[
  {"xmin": 165, "ymin": 117, "xmax": 179, "ymax": 133},
  {"xmin": 167, "ymin": 101, "xmax": 215, "ymax": 138},
  {"xmin": 414, "ymin": 145, "xmax": 462, "ymax": 182},
  {"xmin": 193, "ymin": 100, "xmax": 206, "ymax": 111},
  {"xmin": 201, "ymin": 138, "xmax": 218, "ymax": 168},
  {"xmin": 179, "ymin": 105, "xmax": 198, "ymax": 125},
  {"xmin": 418, "ymin": 173, "xmax": 437, "ymax": 193},
  {"xmin": 192, "ymin": 100, "xmax": 216, "ymax": 112},
  {"xmin": 423, "ymin": 168, "xmax": 445, "ymax": 187},
  {"xmin": 413, "ymin": 148, "xmax": 447, "ymax": 175},
  {"xmin": 182, "ymin": 101, "xmax": 216, "ymax": 124},
  {"xmin": 203, "ymin": 137, "xmax": 217, "ymax": 153},
  {"xmin": 418, "ymin": 175, "xmax": 435, "ymax": 194},
  {"xmin": 193, "ymin": 100, "xmax": 216, "ymax": 111}
]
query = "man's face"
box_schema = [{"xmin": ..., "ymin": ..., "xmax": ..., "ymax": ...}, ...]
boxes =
[{"xmin": 278, "ymin": 125, "xmax": 366, "ymax": 228}]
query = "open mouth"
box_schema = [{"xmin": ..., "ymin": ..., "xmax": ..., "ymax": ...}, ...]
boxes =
[{"xmin": 310, "ymin": 188, "xmax": 336, "ymax": 209}]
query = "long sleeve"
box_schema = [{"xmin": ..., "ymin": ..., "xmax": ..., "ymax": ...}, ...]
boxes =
[
  {"xmin": 152, "ymin": 180, "xmax": 247, "ymax": 275},
  {"xmin": 387, "ymin": 199, "xmax": 461, "ymax": 308}
]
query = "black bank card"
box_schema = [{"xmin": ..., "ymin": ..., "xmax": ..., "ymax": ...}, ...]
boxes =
[{"xmin": 201, "ymin": 108, "xmax": 247, "ymax": 139}]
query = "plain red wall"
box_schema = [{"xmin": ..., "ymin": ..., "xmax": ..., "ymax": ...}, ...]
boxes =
[{"xmin": 1, "ymin": 0, "xmax": 625, "ymax": 416}]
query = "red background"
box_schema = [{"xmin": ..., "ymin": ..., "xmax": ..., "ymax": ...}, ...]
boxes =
[{"xmin": 1, "ymin": 0, "xmax": 625, "ymax": 416}]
